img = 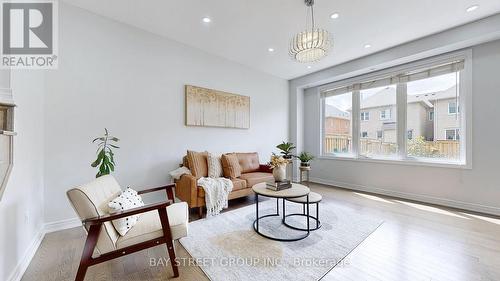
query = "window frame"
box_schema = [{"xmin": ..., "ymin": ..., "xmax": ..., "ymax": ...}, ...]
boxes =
[
  {"xmin": 445, "ymin": 128, "xmax": 460, "ymax": 140},
  {"xmin": 379, "ymin": 108, "xmax": 391, "ymax": 120},
  {"xmin": 360, "ymin": 111, "xmax": 369, "ymax": 121},
  {"xmin": 448, "ymin": 101, "xmax": 458, "ymax": 115},
  {"xmin": 318, "ymin": 50, "xmax": 471, "ymax": 169},
  {"xmin": 428, "ymin": 111, "xmax": 434, "ymax": 121},
  {"xmin": 407, "ymin": 129, "xmax": 413, "ymax": 140}
]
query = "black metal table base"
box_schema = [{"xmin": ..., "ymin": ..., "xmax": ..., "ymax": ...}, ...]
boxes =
[{"xmin": 253, "ymin": 194, "xmax": 310, "ymax": 242}]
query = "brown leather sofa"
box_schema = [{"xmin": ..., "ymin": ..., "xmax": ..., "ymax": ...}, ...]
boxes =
[{"xmin": 175, "ymin": 152, "xmax": 273, "ymax": 217}]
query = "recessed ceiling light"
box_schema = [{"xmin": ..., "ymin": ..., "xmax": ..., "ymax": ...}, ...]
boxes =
[
  {"xmin": 364, "ymin": 44, "xmax": 372, "ymax": 49},
  {"xmin": 330, "ymin": 13, "xmax": 339, "ymax": 19},
  {"xmin": 268, "ymin": 48, "xmax": 275, "ymax": 52},
  {"xmin": 307, "ymin": 66, "xmax": 312, "ymax": 69},
  {"xmin": 466, "ymin": 5, "xmax": 479, "ymax": 12},
  {"xmin": 202, "ymin": 17, "xmax": 211, "ymax": 23}
]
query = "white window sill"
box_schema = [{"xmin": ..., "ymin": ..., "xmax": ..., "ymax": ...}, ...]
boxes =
[{"xmin": 318, "ymin": 154, "xmax": 470, "ymax": 169}]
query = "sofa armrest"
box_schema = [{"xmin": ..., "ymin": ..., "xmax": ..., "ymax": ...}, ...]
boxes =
[
  {"xmin": 175, "ymin": 174, "xmax": 198, "ymax": 208},
  {"xmin": 258, "ymin": 164, "xmax": 273, "ymax": 173}
]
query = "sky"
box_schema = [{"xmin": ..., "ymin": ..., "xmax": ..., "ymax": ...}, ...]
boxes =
[{"xmin": 326, "ymin": 72, "xmax": 458, "ymax": 111}]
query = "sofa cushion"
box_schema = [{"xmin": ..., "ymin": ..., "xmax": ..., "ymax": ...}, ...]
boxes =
[
  {"xmin": 221, "ymin": 153, "xmax": 241, "ymax": 179},
  {"xmin": 236, "ymin": 152, "xmax": 260, "ymax": 173},
  {"xmin": 207, "ymin": 152, "xmax": 223, "ymax": 178},
  {"xmin": 239, "ymin": 172, "xmax": 274, "ymax": 187},
  {"xmin": 187, "ymin": 150, "xmax": 208, "ymax": 179},
  {"xmin": 198, "ymin": 178, "xmax": 246, "ymax": 198},
  {"xmin": 182, "ymin": 155, "xmax": 190, "ymax": 169},
  {"xmin": 230, "ymin": 178, "xmax": 247, "ymax": 191}
]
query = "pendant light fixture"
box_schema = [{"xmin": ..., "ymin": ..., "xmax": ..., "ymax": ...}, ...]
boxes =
[{"xmin": 289, "ymin": 0, "xmax": 332, "ymax": 63}]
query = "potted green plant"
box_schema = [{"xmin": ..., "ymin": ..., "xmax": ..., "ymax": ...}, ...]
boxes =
[
  {"xmin": 276, "ymin": 141, "xmax": 296, "ymax": 159},
  {"xmin": 297, "ymin": 152, "xmax": 314, "ymax": 167},
  {"xmin": 91, "ymin": 128, "xmax": 119, "ymax": 178}
]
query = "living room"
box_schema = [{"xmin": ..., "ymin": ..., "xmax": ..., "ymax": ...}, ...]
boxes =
[{"xmin": 1, "ymin": 0, "xmax": 500, "ymax": 280}]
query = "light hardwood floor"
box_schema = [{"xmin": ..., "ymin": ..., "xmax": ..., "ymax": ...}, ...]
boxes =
[{"xmin": 22, "ymin": 183, "xmax": 500, "ymax": 281}]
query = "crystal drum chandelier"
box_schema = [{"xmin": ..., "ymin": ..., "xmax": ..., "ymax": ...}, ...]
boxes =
[{"xmin": 289, "ymin": 0, "xmax": 332, "ymax": 63}]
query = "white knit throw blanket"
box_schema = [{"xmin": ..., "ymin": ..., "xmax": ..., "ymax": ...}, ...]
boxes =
[{"xmin": 197, "ymin": 177, "xmax": 233, "ymax": 217}]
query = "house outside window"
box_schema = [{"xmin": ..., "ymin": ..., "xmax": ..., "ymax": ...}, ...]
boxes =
[
  {"xmin": 361, "ymin": 111, "xmax": 369, "ymax": 121},
  {"xmin": 428, "ymin": 111, "xmax": 434, "ymax": 121},
  {"xmin": 361, "ymin": 131, "xmax": 368, "ymax": 138},
  {"xmin": 377, "ymin": 130, "xmax": 383, "ymax": 139}
]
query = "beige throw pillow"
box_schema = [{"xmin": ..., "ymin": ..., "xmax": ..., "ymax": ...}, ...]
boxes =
[
  {"xmin": 187, "ymin": 150, "xmax": 208, "ymax": 179},
  {"xmin": 207, "ymin": 153, "xmax": 223, "ymax": 178},
  {"xmin": 221, "ymin": 153, "xmax": 242, "ymax": 179}
]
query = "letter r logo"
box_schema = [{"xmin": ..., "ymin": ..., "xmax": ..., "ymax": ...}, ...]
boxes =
[{"xmin": 2, "ymin": 2, "xmax": 53, "ymax": 55}]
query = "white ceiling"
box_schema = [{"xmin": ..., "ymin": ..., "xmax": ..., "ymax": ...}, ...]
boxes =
[{"xmin": 62, "ymin": 0, "xmax": 500, "ymax": 80}]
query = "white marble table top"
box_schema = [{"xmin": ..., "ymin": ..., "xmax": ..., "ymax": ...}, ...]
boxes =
[{"xmin": 252, "ymin": 182, "xmax": 310, "ymax": 198}]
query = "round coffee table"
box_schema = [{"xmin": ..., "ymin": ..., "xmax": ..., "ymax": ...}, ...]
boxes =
[{"xmin": 252, "ymin": 182, "xmax": 311, "ymax": 241}]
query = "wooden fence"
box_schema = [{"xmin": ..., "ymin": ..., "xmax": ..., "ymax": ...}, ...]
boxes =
[{"xmin": 324, "ymin": 135, "xmax": 460, "ymax": 159}]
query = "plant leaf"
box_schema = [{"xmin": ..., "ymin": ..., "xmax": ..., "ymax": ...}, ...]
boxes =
[{"xmin": 91, "ymin": 150, "xmax": 105, "ymax": 167}]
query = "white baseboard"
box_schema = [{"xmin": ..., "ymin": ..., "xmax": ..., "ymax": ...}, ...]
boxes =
[
  {"xmin": 310, "ymin": 177, "xmax": 500, "ymax": 217},
  {"xmin": 43, "ymin": 217, "xmax": 81, "ymax": 234},
  {"xmin": 7, "ymin": 227, "xmax": 45, "ymax": 281},
  {"xmin": 7, "ymin": 217, "xmax": 81, "ymax": 281}
]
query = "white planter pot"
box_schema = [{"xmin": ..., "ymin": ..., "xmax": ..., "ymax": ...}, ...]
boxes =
[{"xmin": 272, "ymin": 166, "xmax": 286, "ymax": 182}]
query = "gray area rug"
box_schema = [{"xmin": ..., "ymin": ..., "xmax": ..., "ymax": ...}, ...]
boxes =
[{"xmin": 180, "ymin": 198, "xmax": 383, "ymax": 281}]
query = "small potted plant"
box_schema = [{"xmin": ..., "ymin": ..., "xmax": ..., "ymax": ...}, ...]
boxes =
[
  {"xmin": 268, "ymin": 154, "xmax": 290, "ymax": 182},
  {"xmin": 297, "ymin": 152, "xmax": 314, "ymax": 167},
  {"xmin": 91, "ymin": 128, "xmax": 119, "ymax": 178},
  {"xmin": 276, "ymin": 141, "xmax": 296, "ymax": 160}
]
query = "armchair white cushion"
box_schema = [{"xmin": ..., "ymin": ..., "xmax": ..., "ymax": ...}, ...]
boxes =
[
  {"xmin": 67, "ymin": 175, "xmax": 188, "ymax": 255},
  {"xmin": 116, "ymin": 202, "xmax": 188, "ymax": 249}
]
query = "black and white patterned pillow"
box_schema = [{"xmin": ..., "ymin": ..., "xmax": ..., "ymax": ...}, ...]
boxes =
[{"xmin": 108, "ymin": 187, "xmax": 144, "ymax": 236}]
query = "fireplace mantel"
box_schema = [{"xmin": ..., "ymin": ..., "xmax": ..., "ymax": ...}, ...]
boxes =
[{"xmin": 0, "ymin": 70, "xmax": 14, "ymax": 201}]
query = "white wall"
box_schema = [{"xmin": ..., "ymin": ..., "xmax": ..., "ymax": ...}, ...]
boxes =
[
  {"xmin": 297, "ymin": 38, "xmax": 500, "ymax": 215},
  {"xmin": 43, "ymin": 4, "xmax": 289, "ymax": 223},
  {"xmin": 0, "ymin": 71, "xmax": 45, "ymax": 281}
]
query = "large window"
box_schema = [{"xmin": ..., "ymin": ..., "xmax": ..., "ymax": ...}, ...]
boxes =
[{"xmin": 321, "ymin": 54, "xmax": 468, "ymax": 166}]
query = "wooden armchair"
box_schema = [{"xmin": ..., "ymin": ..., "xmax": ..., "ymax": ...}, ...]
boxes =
[{"xmin": 66, "ymin": 175, "xmax": 188, "ymax": 281}]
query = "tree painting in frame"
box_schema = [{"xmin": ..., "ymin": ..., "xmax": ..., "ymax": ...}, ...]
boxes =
[{"xmin": 185, "ymin": 85, "xmax": 250, "ymax": 129}]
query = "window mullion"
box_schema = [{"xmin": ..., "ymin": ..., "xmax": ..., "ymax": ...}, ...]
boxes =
[
  {"xmin": 396, "ymin": 82, "xmax": 407, "ymax": 159},
  {"xmin": 352, "ymin": 88, "xmax": 360, "ymax": 157}
]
